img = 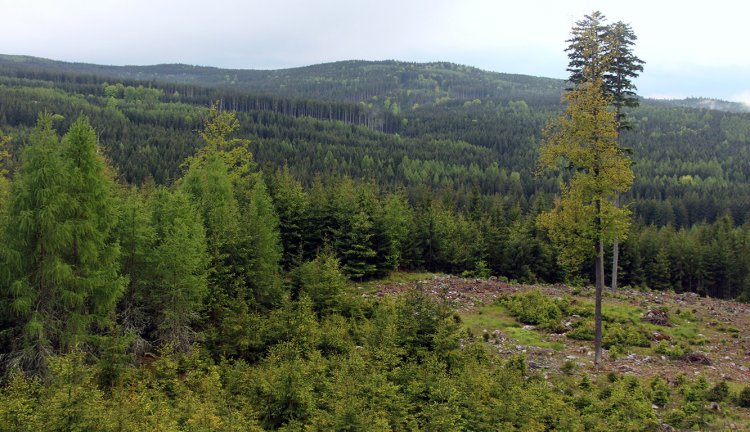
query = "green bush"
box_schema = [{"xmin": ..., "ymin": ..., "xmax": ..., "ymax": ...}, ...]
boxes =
[
  {"xmin": 603, "ymin": 324, "xmax": 651, "ymax": 349},
  {"xmin": 502, "ymin": 290, "xmax": 563, "ymax": 331},
  {"xmin": 566, "ymin": 320, "xmax": 594, "ymax": 341},
  {"xmin": 738, "ymin": 386, "xmax": 750, "ymax": 408},
  {"xmin": 653, "ymin": 341, "xmax": 687, "ymax": 360},
  {"xmin": 561, "ymin": 359, "xmax": 576, "ymax": 375},
  {"xmin": 650, "ymin": 377, "xmax": 671, "ymax": 407},
  {"xmin": 591, "ymin": 376, "xmax": 661, "ymax": 431},
  {"xmin": 706, "ymin": 381, "xmax": 729, "ymax": 402}
]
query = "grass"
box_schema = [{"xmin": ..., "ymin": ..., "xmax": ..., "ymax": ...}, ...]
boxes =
[
  {"xmin": 570, "ymin": 298, "xmax": 646, "ymax": 324},
  {"xmin": 460, "ymin": 303, "xmax": 564, "ymax": 350}
]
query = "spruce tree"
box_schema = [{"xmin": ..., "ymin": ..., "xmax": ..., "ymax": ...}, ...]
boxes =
[
  {"xmin": 269, "ymin": 165, "xmax": 308, "ymax": 270},
  {"xmin": 180, "ymin": 153, "xmax": 245, "ymax": 330},
  {"xmin": 538, "ymin": 79, "xmax": 633, "ymax": 366},
  {"xmin": 188, "ymin": 102, "xmax": 255, "ymax": 204},
  {"xmin": 114, "ymin": 186, "xmax": 155, "ymax": 343},
  {"xmin": 379, "ymin": 192, "xmax": 414, "ymax": 271},
  {"xmin": 0, "ymin": 134, "xmax": 10, "ymax": 212},
  {"xmin": 245, "ymin": 178, "xmax": 283, "ymax": 309},
  {"xmin": 293, "ymin": 249, "xmax": 348, "ymax": 316},
  {"xmin": 566, "ymin": 11, "xmax": 644, "ymax": 293},
  {"xmin": 147, "ymin": 188, "xmax": 208, "ymax": 351},
  {"xmin": 2, "ymin": 115, "xmax": 123, "ymax": 373},
  {"xmin": 1, "ymin": 114, "xmax": 67, "ymax": 372},
  {"xmin": 60, "ymin": 117, "xmax": 124, "ymax": 341},
  {"xmin": 566, "ymin": 11, "xmax": 610, "ymax": 86}
]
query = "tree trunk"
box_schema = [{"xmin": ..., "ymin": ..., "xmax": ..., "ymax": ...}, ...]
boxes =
[
  {"xmin": 595, "ymin": 199, "xmax": 604, "ymax": 367},
  {"xmin": 611, "ymin": 193, "xmax": 620, "ymax": 293},
  {"xmin": 595, "ymin": 238, "xmax": 604, "ymax": 367}
]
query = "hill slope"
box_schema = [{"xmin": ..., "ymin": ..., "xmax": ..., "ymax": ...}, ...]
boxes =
[{"xmin": 2, "ymin": 54, "xmax": 750, "ymax": 227}]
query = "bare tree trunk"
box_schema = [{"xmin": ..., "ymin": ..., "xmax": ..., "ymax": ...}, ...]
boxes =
[
  {"xmin": 611, "ymin": 111, "xmax": 623, "ymax": 293},
  {"xmin": 595, "ymin": 199, "xmax": 604, "ymax": 367},
  {"xmin": 595, "ymin": 238, "xmax": 604, "ymax": 366},
  {"xmin": 611, "ymin": 193, "xmax": 620, "ymax": 293}
]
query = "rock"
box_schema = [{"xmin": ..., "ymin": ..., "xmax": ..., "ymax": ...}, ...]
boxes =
[
  {"xmin": 660, "ymin": 424, "xmax": 675, "ymax": 432},
  {"xmin": 708, "ymin": 402, "xmax": 721, "ymax": 411}
]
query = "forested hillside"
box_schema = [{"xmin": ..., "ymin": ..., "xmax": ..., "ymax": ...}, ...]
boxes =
[
  {"xmin": 1, "ymin": 55, "xmax": 750, "ymax": 298},
  {"xmin": 1, "ymin": 49, "xmax": 750, "ymax": 430}
]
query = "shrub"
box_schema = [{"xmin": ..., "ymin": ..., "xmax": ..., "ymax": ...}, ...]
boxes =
[
  {"xmin": 706, "ymin": 381, "xmax": 729, "ymax": 402},
  {"xmin": 650, "ymin": 377, "xmax": 671, "ymax": 407},
  {"xmin": 603, "ymin": 324, "xmax": 651, "ymax": 349},
  {"xmin": 566, "ymin": 320, "xmax": 594, "ymax": 341},
  {"xmin": 503, "ymin": 290, "xmax": 562, "ymax": 331},
  {"xmin": 738, "ymin": 386, "xmax": 750, "ymax": 408},
  {"xmin": 561, "ymin": 359, "xmax": 576, "ymax": 375},
  {"xmin": 654, "ymin": 341, "xmax": 687, "ymax": 360}
]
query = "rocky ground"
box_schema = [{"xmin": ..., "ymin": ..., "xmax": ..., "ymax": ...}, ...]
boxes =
[{"xmin": 369, "ymin": 275, "xmax": 750, "ymax": 385}]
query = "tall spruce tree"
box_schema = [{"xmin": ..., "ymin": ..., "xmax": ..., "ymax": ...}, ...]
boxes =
[
  {"xmin": 147, "ymin": 188, "xmax": 208, "ymax": 351},
  {"xmin": 60, "ymin": 117, "xmax": 124, "ymax": 339},
  {"xmin": 0, "ymin": 134, "xmax": 9, "ymax": 210},
  {"xmin": 566, "ymin": 11, "xmax": 644, "ymax": 292},
  {"xmin": 269, "ymin": 166, "xmax": 308, "ymax": 270},
  {"xmin": 114, "ymin": 186, "xmax": 155, "ymax": 345},
  {"xmin": 605, "ymin": 21, "xmax": 644, "ymax": 292},
  {"xmin": 566, "ymin": 11, "xmax": 610, "ymax": 86},
  {"xmin": 245, "ymin": 178, "xmax": 283, "ymax": 309},
  {"xmin": 1, "ymin": 115, "xmax": 123, "ymax": 373},
  {"xmin": 180, "ymin": 152, "xmax": 245, "ymax": 329},
  {"xmin": 538, "ymin": 79, "xmax": 633, "ymax": 366}
]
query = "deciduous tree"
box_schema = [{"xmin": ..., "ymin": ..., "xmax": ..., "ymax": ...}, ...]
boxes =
[{"xmin": 538, "ymin": 79, "xmax": 633, "ymax": 365}]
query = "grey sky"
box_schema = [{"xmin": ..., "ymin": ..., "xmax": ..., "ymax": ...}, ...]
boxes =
[{"xmin": 3, "ymin": 0, "xmax": 749, "ymax": 104}]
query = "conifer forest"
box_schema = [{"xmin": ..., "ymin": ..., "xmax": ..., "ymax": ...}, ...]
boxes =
[{"xmin": 1, "ymin": 10, "xmax": 750, "ymax": 431}]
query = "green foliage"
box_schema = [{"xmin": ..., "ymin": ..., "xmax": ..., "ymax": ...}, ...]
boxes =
[
  {"xmin": 675, "ymin": 376, "xmax": 712, "ymax": 429},
  {"xmin": 603, "ymin": 323, "xmax": 651, "ymax": 349},
  {"xmin": 737, "ymin": 386, "xmax": 750, "ymax": 408},
  {"xmin": 537, "ymin": 78, "xmax": 633, "ymax": 273},
  {"xmin": 649, "ymin": 376, "xmax": 671, "ymax": 407},
  {"xmin": 654, "ymin": 340, "xmax": 687, "ymax": 359},
  {"xmin": 292, "ymin": 250, "xmax": 348, "ymax": 316},
  {"xmin": 461, "ymin": 259, "xmax": 491, "ymax": 279},
  {"xmin": 147, "ymin": 188, "xmax": 208, "ymax": 351},
  {"xmin": 502, "ymin": 289, "xmax": 563, "ymax": 331},
  {"xmin": 567, "ymin": 320, "xmax": 595, "ymax": 340},
  {"xmin": 0, "ymin": 58, "xmax": 749, "ymax": 298},
  {"xmin": 706, "ymin": 380, "xmax": 729, "ymax": 402},
  {"xmin": 244, "ymin": 178, "xmax": 283, "ymax": 308},
  {"xmin": 2, "ymin": 55, "xmax": 750, "ymax": 431},
  {"xmin": 587, "ymin": 376, "xmax": 661, "ymax": 431},
  {"xmin": 2, "ymin": 115, "xmax": 124, "ymax": 374}
]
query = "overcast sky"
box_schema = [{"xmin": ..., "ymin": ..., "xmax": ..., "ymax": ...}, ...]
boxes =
[{"xmin": 3, "ymin": 0, "xmax": 749, "ymax": 104}]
